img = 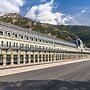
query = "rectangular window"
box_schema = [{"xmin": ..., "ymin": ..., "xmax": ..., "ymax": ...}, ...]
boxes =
[
  {"xmin": 58, "ymin": 55, "xmax": 60, "ymax": 60},
  {"xmin": 25, "ymin": 44, "xmax": 29, "ymax": 48},
  {"xmin": 9, "ymin": 42, "xmax": 11, "ymax": 47},
  {"xmin": 1, "ymin": 41, "xmax": 3, "ymax": 46},
  {"xmin": 14, "ymin": 55, "xmax": 18, "ymax": 64},
  {"xmin": 6, "ymin": 41, "xmax": 8, "ymax": 47},
  {"xmin": 49, "ymin": 55, "xmax": 51, "ymax": 61},
  {"xmin": 6, "ymin": 55, "xmax": 11, "ymax": 65},
  {"xmin": 20, "ymin": 55, "xmax": 24, "ymax": 64},
  {"xmin": 26, "ymin": 55, "xmax": 29, "ymax": 63},
  {"xmin": 31, "ymin": 55, "xmax": 34, "ymax": 63},
  {"xmin": 20, "ymin": 44, "xmax": 24, "ymax": 48},
  {"xmin": 56, "ymin": 55, "xmax": 58, "ymax": 60},
  {"xmin": 35, "ymin": 55, "xmax": 38, "ymax": 62},
  {"xmin": 13, "ymin": 42, "xmax": 15, "ymax": 47},
  {"xmin": 39, "ymin": 55, "xmax": 41, "ymax": 62},
  {"xmin": 46, "ymin": 55, "xmax": 48, "ymax": 61},
  {"xmin": 16, "ymin": 43, "xmax": 18, "ymax": 47},
  {"xmin": 30, "ymin": 45, "xmax": 34, "ymax": 48},
  {"xmin": 0, "ymin": 54, "xmax": 3, "ymax": 65},
  {"xmin": 43, "ymin": 55, "xmax": 45, "ymax": 62}
]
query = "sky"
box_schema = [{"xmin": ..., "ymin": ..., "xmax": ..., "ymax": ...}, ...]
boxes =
[{"xmin": 0, "ymin": 0, "xmax": 90, "ymax": 26}]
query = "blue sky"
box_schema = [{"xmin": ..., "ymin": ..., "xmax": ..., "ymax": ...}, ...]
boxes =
[
  {"xmin": 21, "ymin": 0, "xmax": 90, "ymax": 16},
  {"xmin": 0, "ymin": 0, "xmax": 90, "ymax": 26}
]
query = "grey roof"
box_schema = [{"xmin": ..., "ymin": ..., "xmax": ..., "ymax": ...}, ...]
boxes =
[{"xmin": 0, "ymin": 21, "xmax": 76, "ymax": 47}]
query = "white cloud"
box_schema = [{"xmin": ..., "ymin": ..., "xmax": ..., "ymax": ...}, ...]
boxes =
[
  {"xmin": 81, "ymin": 10, "xmax": 86, "ymax": 14},
  {"xmin": 25, "ymin": 0, "xmax": 74, "ymax": 25},
  {"xmin": 0, "ymin": 0, "xmax": 24, "ymax": 15}
]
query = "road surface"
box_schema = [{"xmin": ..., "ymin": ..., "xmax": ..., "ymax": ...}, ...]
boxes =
[{"xmin": 0, "ymin": 60, "xmax": 90, "ymax": 82}]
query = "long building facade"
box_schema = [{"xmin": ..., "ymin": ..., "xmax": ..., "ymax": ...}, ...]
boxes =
[{"xmin": 0, "ymin": 21, "xmax": 90, "ymax": 68}]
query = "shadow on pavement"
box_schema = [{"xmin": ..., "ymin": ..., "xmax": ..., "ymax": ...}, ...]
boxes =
[{"xmin": 0, "ymin": 80, "xmax": 90, "ymax": 90}]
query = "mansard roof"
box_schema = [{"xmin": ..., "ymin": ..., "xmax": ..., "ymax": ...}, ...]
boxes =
[{"xmin": 0, "ymin": 21, "xmax": 76, "ymax": 47}]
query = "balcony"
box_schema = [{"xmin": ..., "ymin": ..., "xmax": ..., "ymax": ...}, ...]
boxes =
[
  {"xmin": 20, "ymin": 47, "xmax": 30, "ymax": 51},
  {"xmin": 0, "ymin": 45, "xmax": 77, "ymax": 53},
  {"xmin": 0, "ymin": 45, "xmax": 9, "ymax": 50},
  {"xmin": 10, "ymin": 46, "xmax": 20, "ymax": 50}
]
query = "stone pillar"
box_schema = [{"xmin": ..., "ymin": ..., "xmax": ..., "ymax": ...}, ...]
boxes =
[
  {"xmin": 3, "ymin": 50, "xmax": 6, "ymax": 66},
  {"xmin": 67, "ymin": 53, "xmax": 68, "ymax": 60},
  {"xmin": 11, "ymin": 50, "xmax": 14, "ymax": 65},
  {"xmin": 76, "ymin": 53, "xmax": 78, "ymax": 59},
  {"xmin": 71, "ymin": 54, "xmax": 73, "ymax": 59},
  {"xmin": 54, "ymin": 53, "xmax": 56, "ymax": 61},
  {"xmin": 75, "ymin": 53, "xmax": 77, "ymax": 59},
  {"xmin": 37, "ymin": 52, "xmax": 42, "ymax": 63},
  {"xmin": 87, "ymin": 54, "xmax": 89, "ymax": 59},
  {"xmin": 60, "ymin": 53, "xmax": 62, "ymax": 60},
  {"xmin": 51, "ymin": 53, "xmax": 53, "ymax": 62},
  {"xmin": 44, "ymin": 54, "xmax": 46, "ymax": 62},
  {"xmin": 69, "ymin": 53, "xmax": 71, "ymax": 59},
  {"xmin": 62, "ymin": 53, "xmax": 65, "ymax": 60},
  {"xmin": 59, "ymin": 53, "xmax": 61, "ymax": 60},
  {"xmin": 65, "ymin": 53, "xmax": 67, "ymax": 60},
  {"xmin": 41, "ymin": 52, "xmax": 44, "ymax": 62},
  {"xmin": 33, "ymin": 53, "xmax": 35, "ymax": 63},
  {"xmin": 66, "ymin": 53, "xmax": 68, "ymax": 60},
  {"xmin": 18, "ymin": 50, "xmax": 20, "ymax": 65},
  {"xmin": 24, "ymin": 54, "xmax": 26, "ymax": 64},
  {"xmin": 48, "ymin": 53, "xmax": 49, "ymax": 62},
  {"xmin": 62, "ymin": 53, "xmax": 63, "ymax": 60},
  {"xmin": 72, "ymin": 53, "xmax": 74, "ymax": 59}
]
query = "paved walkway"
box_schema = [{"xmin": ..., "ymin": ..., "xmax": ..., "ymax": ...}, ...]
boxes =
[{"xmin": 0, "ymin": 59, "xmax": 89, "ymax": 77}]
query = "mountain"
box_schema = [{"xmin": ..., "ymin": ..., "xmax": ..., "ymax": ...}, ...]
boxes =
[
  {"xmin": 0, "ymin": 13, "xmax": 90, "ymax": 47},
  {"xmin": 54, "ymin": 25, "xmax": 90, "ymax": 47}
]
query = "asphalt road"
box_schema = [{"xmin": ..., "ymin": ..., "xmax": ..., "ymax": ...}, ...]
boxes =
[{"xmin": 0, "ymin": 60, "xmax": 90, "ymax": 82}]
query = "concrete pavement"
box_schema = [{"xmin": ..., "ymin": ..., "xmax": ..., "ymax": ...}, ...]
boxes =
[{"xmin": 0, "ymin": 60, "xmax": 90, "ymax": 82}]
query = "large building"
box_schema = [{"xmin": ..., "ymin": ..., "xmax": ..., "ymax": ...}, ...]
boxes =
[{"xmin": 0, "ymin": 21, "xmax": 90, "ymax": 68}]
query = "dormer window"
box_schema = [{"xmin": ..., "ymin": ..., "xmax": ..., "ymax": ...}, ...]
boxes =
[
  {"xmin": 7, "ymin": 33, "xmax": 10, "ymax": 37},
  {"xmin": 0, "ymin": 31, "xmax": 3, "ymax": 35},
  {"xmin": 46, "ymin": 41, "xmax": 48, "ymax": 43},
  {"xmin": 35, "ymin": 39, "xmax": 37, "ymax": 41},
  {"xmin": 15, "ymin": 34, "xmax": 17, "ymax": 38},
  {"xmin": 13, "ymin": 33, "xmax": 17, "ymax": 38},
  {"xmin": 26, "ymin": 37, "xmax": 28, "ymax": 40},
  {"xmin": 30, "ymin": 37, "xmax": 33, "ymax": 41},
  {"xmin": 21, "ymin": 36, "xmax": 23, "ymax": 39},
  {"xmin": 39, "ymin": 40, "xmax": 41, "ymax": 42}
]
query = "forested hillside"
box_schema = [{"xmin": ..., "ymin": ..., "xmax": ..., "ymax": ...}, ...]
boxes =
[{"xmin": 0, "ymin": 13, "xmax": 90, "ymax": 47}]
